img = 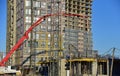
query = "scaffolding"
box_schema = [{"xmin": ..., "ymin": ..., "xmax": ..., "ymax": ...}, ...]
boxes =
[{"xmin": 7, "ymin": 0, "xmax": 93, "ymax": 76}]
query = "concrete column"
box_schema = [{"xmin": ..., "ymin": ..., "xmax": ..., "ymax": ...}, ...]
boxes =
[
  {"xmin": 100, "ymin": 64, "xmax": 102, "ymax": 75},
  {"xmin": 78, "ymin": 62, "xmax": 82, "ymax": 76},
  {"xmin": 107, "ymin": 60, "xmax": 109, "ymax": 76},
  {"xmin": 74, "ymin": 63, "xmax": 76, "ymax": 76},
  {"xmin": 67, "ymin": 70, "xmax": 70, "ymax": 76},
  {"xmin": 70, "ymin": 64, "xmax": 73, "ymax": 76},
  {"xmin": 60, "ymin": 59, "xmax": 66, "ymax": 76},
  {"xmin": 92, "ymin": 60, "xmax": 97, "ymax": 76}
]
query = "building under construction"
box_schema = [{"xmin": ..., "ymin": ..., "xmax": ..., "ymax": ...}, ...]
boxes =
[{"xmin": 6, "ymin": 0, "xmax": 120, "ymax": 76}]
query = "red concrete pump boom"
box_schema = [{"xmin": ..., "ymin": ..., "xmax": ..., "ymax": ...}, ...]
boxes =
[{"xmin": 0, "ymin": 13, "xmax": 87, "ymax": 66}]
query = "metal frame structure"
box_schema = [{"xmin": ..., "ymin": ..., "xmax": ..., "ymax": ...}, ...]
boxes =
[{"xmin": 0, "ymin": 13, "xmax": 87, "ymax": 66}]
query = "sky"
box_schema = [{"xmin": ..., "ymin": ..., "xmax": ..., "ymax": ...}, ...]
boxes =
[
  {"xmin": 92, "ymin": 0, "xmax": 120, "ymax": 54},
  {"xmin": 0, "ymin": 0, "xmax": 120, "ymax": 54},
  {"xmin": 0, "ymin": 0, "xmax": 6, "ymax": 52}
]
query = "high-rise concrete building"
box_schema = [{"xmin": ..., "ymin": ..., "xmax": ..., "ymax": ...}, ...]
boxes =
[
  {"xmin": 7, "ymin": 0, "xmax": 93, "ymax": 66},
  {"xmin": 6, "ymin": 1, "xmax": 120, "ymax": 76},
  {"xmin": 6, "ymin": 0, "xmax": 16, "ymax": 66}
]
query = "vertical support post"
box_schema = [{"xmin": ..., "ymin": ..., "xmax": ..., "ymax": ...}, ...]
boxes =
[
  {"xmin": 30, "ymin": 0, "xmax": 36, "ymax": 76},
  {"xmin": 30, "ymin": 0, "xmax": 33, "ymax": 68},
  {"xmin": 79, "ymin": 62, "xmax": 82, "ymax": 75},
  {"xmin": 67, "ymin": 70, "xmax": 70, "ymax": 76},
  {"xmin": 110, "ymin": 48, "xmax": 115, "ymax": 76},
  {"xmin": 92, "ymin": 59, "xmax": 97, "ymax": 76},
  {"xmin": 60, "ymin": 59, "xmax": 66, "ymax": 76},
  {"xmin": 69, "ymin": 38, "xmax": 71, "ymax": 76},
  {"xmin": 107, "ymin": 59, "xmax": 109, "ymax": 76}
]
